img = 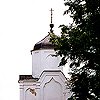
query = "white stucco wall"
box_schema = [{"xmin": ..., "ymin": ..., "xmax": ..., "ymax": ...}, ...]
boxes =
[
  {"xmin": 32, "ymin": 49, "xmax": 63, "ymax": 78},
  {"xmin": 19, "ymin": 71, "xmax": 71, "ymax": 100}
]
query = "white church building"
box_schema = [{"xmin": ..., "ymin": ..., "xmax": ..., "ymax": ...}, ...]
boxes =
[{"xmin": 18, "ymin": 8, "xmax": 71, "ymax": 100}]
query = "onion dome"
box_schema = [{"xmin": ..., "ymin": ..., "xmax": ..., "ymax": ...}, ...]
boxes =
[
  {"xmin": 31, "ymin": 8, "xmax": 55, "ymax": 52},
  {"xmin": 31, "ymin": 33, "xmax": 54, "ymax": 51}
]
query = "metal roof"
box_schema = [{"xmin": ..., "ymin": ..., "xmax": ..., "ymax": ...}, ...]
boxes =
[{"xmin": 31, "ymin": 33, "xmax": 54, "ymax": 51}]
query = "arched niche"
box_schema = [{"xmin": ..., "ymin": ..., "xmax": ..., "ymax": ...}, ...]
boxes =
[{"xmin": 43, "ymin": 77, "xmax": 62, "ymax": 100}]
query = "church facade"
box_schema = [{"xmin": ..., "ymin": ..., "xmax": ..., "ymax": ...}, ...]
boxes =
[{"xmin": 18, "ymin": 9, "xmax": 71, "ymax": 100}]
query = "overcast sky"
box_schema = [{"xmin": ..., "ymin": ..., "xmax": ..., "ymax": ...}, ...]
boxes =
[{"xmin": 0, "ymin": 0, "xmax": 72, "ymax": 100}]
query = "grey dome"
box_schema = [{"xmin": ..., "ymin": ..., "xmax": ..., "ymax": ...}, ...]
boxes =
[{"xmin": 31, "ymin": 33, "xmax": 54, "ymax": 51}]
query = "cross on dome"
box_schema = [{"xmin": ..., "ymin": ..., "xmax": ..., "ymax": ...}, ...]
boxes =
[
  {"xmin": 50, "ymin": 8, "xmax": 54, "ymax": 24},
  {"xmin": 49, "ymin": 8, "xmax": 54, "ymax": 33}
]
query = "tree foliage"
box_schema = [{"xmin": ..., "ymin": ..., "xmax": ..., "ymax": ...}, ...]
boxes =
[{"xmin": 50, "ymin": 0, "xmax": 100, "ymax": 100}]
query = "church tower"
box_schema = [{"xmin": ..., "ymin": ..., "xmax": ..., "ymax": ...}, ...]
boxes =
[
  {"xmin": 18, "ymin": 8, "xmax": 71, "ymax": 100},
  {"xmin": 31, "ymin": 33, "xmax": 62, "ymax": 78}
]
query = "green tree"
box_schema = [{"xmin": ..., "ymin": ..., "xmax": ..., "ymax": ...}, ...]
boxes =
[{"xmin": 51, "ymin": 0, "xmax": 100, "ymax": 100}]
